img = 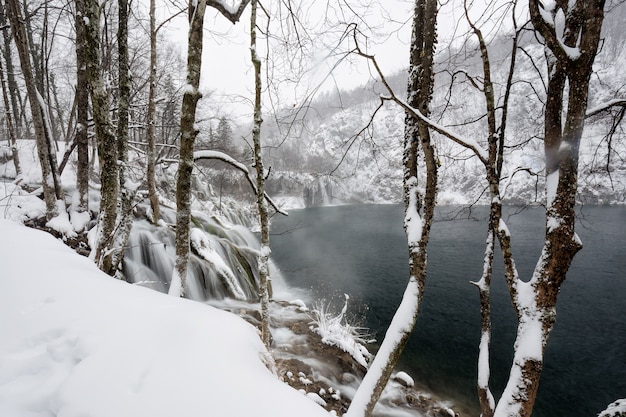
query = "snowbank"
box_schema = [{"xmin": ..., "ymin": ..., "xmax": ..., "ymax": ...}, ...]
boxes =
[{"xmin": 0, "ymin": 220, "xmax": 328, "ymax": 417}]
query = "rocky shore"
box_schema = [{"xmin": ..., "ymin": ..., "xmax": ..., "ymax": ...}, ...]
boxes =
[{"xmin": 217, "ymin": 299, "xmax": 472, "ymax": 417}]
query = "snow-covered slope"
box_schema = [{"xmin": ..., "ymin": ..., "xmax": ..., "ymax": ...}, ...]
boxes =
[{"xmin": 0, "ymin": 220, "xmax": 329, "ymax": 417}]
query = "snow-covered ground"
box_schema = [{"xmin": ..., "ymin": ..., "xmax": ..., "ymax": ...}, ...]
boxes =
[{"xmin": 0, "ymin": 219, "xmax": 330, "ymax": 417}]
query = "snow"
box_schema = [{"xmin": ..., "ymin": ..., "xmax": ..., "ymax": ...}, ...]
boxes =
[
  {"xmin": 70, "ymin": 210, "xmax": 91, "ymax": 233},
  {"xmin": 0, "ymin": 220, "xmax": 330, "ymax": 417},
  {"xmin": 404, "ymin": 177, "xmax": 423, "ymax": 252},
  {"xmin": 392, "ymin": 371, "xmax": 414, "ymax": 388},
  {"xmin": 46, "ymin": 200, "xmax": 77, "ymax": 238},
  {"xmin": 599, "ymin": 399, "xmax": 626, "ymax": 417},
  {"xmin": 546, "ymin": 169, "xmax": 559, "ymax": 207}
]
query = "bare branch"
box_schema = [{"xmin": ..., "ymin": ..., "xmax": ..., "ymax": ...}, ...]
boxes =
[
  {"xmin": 206, "ymin": 0, "xmax": 250, "ymax": 24},
  {"xmin": 193, "ymin": 150, "xmax": 288, "ymax": 216},
  {"xmin": 586, "ymin": 98, "xmax": 626, "ymax": 118}
]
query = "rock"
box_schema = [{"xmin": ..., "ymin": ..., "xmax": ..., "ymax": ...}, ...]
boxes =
[{"xmin": 393, "ymin": 371, "xmax": 415, "ymax": 387}]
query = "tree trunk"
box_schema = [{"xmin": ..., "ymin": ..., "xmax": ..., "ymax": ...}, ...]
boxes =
[
  {"xmin": 172, "ymin": 0, "xmax": 208, "ymax": 297},
  {"xmin": 75, "ymin": 0, "xmax": 89, "ymax": 212},
  {"xmin": 5, "ymin": 0, "xmax": 60, "ymax": 220},
  {"xmin": 84, "ymin": 0, "xmax": 119, "ymax": 270},
  {"xmin": 108, "ymin": 0, "xmax": 134, "ymax": 278},
  {"xmin": 0, "ymin": 0, "xmax": 23, "ymax": 139},
  {"xmin": 0, "ymin": 47, "xmax": 21, "ymax": 178},
  {"xmin": 250, "ymin": 0, "xmax": 271, "ymax": 348},
  {"xmin": 346, "ymin": 1, "xmax": 438, "ymax": 416},
  {"xmin": 146, "ymin": 0, "xmax": 160, "ymax": 223},
  {"xmin": 491, "ymin": 2, "xmax": 607, "ymax": 416}
]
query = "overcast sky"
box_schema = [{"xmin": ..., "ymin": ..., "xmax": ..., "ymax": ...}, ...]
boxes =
[{"xmin": 157, "ymin": 0, "xmax": 520, "ymax": 120}]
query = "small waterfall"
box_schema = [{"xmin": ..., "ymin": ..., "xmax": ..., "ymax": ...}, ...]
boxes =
[
  {"xmin": 319, "ymin": 177, "xmax": 331, "ymax": 206},
  {"xmin": 123, "ymin": 213, "xmax": 262, "ymax": 302},
  {"xmin": 303, "ymin": 176, "xmax": 338, "ymax": 207}
]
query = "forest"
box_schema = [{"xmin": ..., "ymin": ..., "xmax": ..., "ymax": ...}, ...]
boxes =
[{"xmin": 0, "ymin": 0, "xmax": 625, "ymax": 417}]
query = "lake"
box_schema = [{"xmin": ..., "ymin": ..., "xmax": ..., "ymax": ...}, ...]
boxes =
[{"xmin": 270, "ymin": 204, "xmax": 626, "ymax": 417}]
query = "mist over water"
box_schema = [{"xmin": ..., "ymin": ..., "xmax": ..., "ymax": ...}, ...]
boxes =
[{"xmin": 270, "ymin": 204, "xmax": 626, "ymax": 417}]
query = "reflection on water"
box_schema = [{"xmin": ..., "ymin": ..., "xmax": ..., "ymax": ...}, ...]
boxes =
[{"xmin": 271, "ymin": 204, "xmax": 626, "ymax": 417}]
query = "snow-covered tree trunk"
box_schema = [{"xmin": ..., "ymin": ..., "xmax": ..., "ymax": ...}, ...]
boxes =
[
  {"xmin": 173, "ymin": 0, "xmax": 250, "ymax": 297},
  {"xmin": 146, "ymin": 0, "xmax": 160, "ymax": 223},
  {"xmin": 108, "ymin": 0, "xmax": 134, "ymax": 278},
  {"xmin": 489, "ymin": 2, "xmax": 607, "ymax": 416},
  {"xmin": 5, "ymin": 0, "xmax": 61, "ymax": 220},
  {"xmin": 173, "ymin": 0, "xmax": 208, "ymax": 297},
  {"xmin": 84, "ymin": 0, "xmax": 119, "ymax": 271},
  {"xmin": 250, "ymin": 0, "xmax": 271, "ymax": 348},
  {"xmin": 346, "ymin": 1, "xmax": 438, "ymax": 415}
]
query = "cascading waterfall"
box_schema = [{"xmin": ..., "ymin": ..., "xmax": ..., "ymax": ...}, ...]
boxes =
[
  {"xmin": 319, "ymin": 177, "xmax": 331, "ymax": 206},
  {"xmin": 123, "ymin": 210, "xmax": 262, "ymax": 302}
]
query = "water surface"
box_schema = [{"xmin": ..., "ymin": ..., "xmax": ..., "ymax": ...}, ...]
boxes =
[{"xmin": 271, "ymin": 204, "xmax": 626, "ymax": 417}]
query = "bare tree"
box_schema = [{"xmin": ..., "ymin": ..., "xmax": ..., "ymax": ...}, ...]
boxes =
[
  {"xmin": 172, "ymin": 0, "xmax": 250, "ymax": 297},
  {"xmin": 250, "ymin": 0, "xmax": 271, "ymax": 348},
  {"xmin": 5, "ymin": 0, "xmax": 62, "ymax": 220},
  {"xmin": 84, "ymin": 0, "xmax": 119, "ymax": 270},
  {"xmin": 146, "ymin": 0, "xmax": 160, "ymax": 223},
  {"xmin": 75, "ymin": 0, "xmax": 89, "ymax": 212},
  {"xmin": 346, "ymin": 0, "xmax": 439, "ymax": 414},
  {"xmin": 0, "ymin": 0, "xmax": 24, "ymax": 138}
]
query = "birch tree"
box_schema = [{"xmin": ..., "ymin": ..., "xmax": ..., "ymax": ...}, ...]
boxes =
[
  {"xmin": 172, "ymin": 0, "xmax": 250, "ymax": 297},
  {"xmin": 250, "ymin": 0, "xmax": 271, "ymax": 348}
]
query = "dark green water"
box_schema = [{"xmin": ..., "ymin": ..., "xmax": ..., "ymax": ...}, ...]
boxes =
[{"xmin": 270, "ymin": 204, "xmax": 626, "ymax": 417}]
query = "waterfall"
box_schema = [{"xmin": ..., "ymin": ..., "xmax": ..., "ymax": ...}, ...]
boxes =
[
  {"xmin": 123, "ymin": 212, "xmax": 262, "ymax": 302},
  {"xmin": 319, "ymin": 177, "xmax": 330, "ymax": 206}
]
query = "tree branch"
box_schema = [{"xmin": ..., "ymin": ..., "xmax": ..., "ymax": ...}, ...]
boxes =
[
  {"xmin": 585, "ymin": 98, "xmax": 626, "ymax": 118},
  {"xmin": 207, "ymin": 0, "xmax": 250, "ymax": 24},
  {"xmin": 193, "ymin": 150, "xmax": 288, "ymax": 216}
]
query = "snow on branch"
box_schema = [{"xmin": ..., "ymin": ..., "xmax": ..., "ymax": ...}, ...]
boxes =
[
  {"xmin": 193, "ymin": 150, "xmax": 288, "ymax": 216},
  {"xmin": 207, "ymin": 0, "xmax": 250, "ymax": 23},
  {"xmin": 585, "ymin": 98, "xmax": 626, "ymax": 118}
]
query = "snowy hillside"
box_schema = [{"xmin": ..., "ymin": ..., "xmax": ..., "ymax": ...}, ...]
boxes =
[{"xmin": 0, "ymin": 220, "xmax": 330, "ymax": 417}]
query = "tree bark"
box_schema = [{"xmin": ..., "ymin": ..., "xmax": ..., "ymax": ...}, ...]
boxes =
[
  {"xmin": 108, "ymin": 0, "xmax": 134, "ymax": 278},
  {"xmin": 146, "ymin": 0, "xmax": 160, "ymax": 223},
  {"xmin": 0, "ymin": 45, "xmax": 21, "ymax": 178},
  {"xmin": 0, "ymin": 0, "xmax": 23, "ymax": 138},
  {"xmin": 250, "ymin": 0, "xmax": 271, "ymax": 348},
  {"xmin": 75, "ymin": 0, "xmax": 89, "ymax": 212},
  {"xmin": 84, "ymin": 0, "xmax": 119, "ymax": 270},
  {"xmin": 173, "ymin": 0, "xmax": 208, "ymax": 297},
  {"xmin": 490, "ymin": 2, "xmax": 606, "ymax": 416},
  {"xmin": 173, "ymin": 0, "xmax": 250, "ymax": 297}
]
